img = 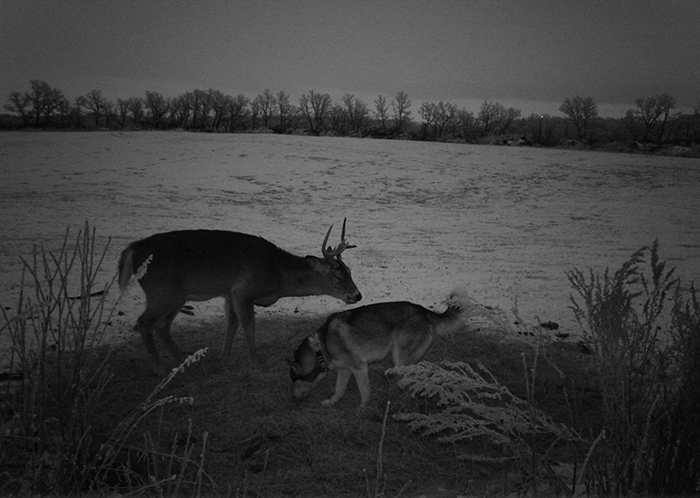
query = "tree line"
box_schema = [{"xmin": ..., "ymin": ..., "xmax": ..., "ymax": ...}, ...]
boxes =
[{"xmin": 3, "ymin": 80, "xmax": 700, "ymax": 152}]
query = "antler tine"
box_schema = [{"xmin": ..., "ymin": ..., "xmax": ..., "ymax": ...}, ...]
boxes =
[
  {"xmin": 321, "ymin": 219, "xmax": 356, "ymax": 264},
  {"xmin": 340, "ymin": 218, "xmax": 356, "ymax": 251},
  {"xmin": 321, "ymin": 223, "xmax": 334, "ymax": 259}
]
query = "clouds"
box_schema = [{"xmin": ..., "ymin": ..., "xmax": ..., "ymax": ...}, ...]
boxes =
[{"xmin": 1, "ymin": 0, "xmax": 698, "ymax": 117}]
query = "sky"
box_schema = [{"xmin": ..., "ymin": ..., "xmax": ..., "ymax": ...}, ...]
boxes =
[{"xmin": 1, "ymin": 0, "xmax": 699, "ymax": 119}]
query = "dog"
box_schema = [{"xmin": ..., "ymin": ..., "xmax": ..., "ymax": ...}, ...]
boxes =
[{"xmin": 287, "ymin": 295, "xmax": 466, "ymax": 407}]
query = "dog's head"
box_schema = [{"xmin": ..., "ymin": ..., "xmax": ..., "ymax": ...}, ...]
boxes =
[{"xmin": 287, "ymin": 336, "xmax": 329, "ymax": 401}]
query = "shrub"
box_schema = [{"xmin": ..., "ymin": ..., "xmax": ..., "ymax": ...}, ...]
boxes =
[{"xmin": 390, "ymin": 355, "xmax": 581, "ymax": 496}]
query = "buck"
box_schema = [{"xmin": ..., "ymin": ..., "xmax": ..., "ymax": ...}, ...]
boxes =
[{"xmin": 118, "ymin": 219, "xmax": 362, "ymax": 372}]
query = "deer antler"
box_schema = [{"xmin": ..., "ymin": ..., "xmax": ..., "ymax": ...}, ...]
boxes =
[{"xmin": 322, "ymin": 218, "xmax": 356, "ymax": 264}]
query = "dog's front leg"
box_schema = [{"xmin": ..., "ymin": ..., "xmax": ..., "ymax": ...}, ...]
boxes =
[
  {"xmin": 353, "ymin": 365, "xmax": 372, "ymax": 407},
  {"xmin": 322, "ymin": 369, "xmax": 352, "ymax": 406}
]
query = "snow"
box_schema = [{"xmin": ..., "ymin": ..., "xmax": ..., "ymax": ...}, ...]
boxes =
[{"xmin": 2, "ymin": 131, "xmax": 699, "ymax": 363}]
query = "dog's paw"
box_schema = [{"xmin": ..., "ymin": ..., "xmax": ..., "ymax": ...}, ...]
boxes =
[{"xmin": 321, "ymin": 399, "xmax": 334, "ymax": 406}]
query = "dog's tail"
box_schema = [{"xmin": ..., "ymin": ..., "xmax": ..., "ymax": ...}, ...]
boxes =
[{"xmin": 429, "ymin": 287, "xmax": 472, "ymax": 338}]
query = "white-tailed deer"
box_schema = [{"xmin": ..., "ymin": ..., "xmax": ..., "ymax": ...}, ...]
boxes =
[{"xmin": 118, "ymin": 219, "xmax": 362, "ymax": 373}]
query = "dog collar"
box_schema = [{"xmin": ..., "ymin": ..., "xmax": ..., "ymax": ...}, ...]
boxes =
[{"xmin": 307, "ymin": 336, "xmax": 329, "ymax": 372}]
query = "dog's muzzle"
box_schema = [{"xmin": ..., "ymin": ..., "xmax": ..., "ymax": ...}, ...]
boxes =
[{"xmin": 291, "ymin": 369, "xmax": 327, "ymax": 400}]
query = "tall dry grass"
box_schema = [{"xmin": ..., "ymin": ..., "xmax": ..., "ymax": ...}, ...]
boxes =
[
  {"xmin": 567, "ymin": 240, "xmax": 700, "ymax": 495},
  {"xmin": 0, "ymin": 223, "xmax": 212, "ymax": 496},
  {"xmin": 0, "ymin": 223, "xmax": 115, "ymax": 494}
]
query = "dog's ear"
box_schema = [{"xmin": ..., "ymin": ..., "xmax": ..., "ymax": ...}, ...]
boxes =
[
  {"xmin": 286, "ymin": 359, "xmax": 301, "ymax": 374},
  {"xmin": 287, "ymin": 359, "xmax": 299, "ymax": 381}
]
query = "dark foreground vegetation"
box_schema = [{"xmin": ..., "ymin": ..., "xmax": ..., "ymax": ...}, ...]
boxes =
[
  {"xmin": 3, "ymin": 80, "xmax": 700, "ymax": 158},
  {"xmin": 1, "ymin": 223, "xmax": 699, "ymax": 496}
]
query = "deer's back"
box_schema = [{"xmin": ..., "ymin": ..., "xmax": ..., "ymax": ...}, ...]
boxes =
[{"xmin": 127, "ymin": 230, "xmax": 283, "ymax": 298}]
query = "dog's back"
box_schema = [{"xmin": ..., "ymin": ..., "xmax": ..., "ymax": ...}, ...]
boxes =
[{"xmin": 320, "ymin": 300, "xmax": 463, "ymax": 370}]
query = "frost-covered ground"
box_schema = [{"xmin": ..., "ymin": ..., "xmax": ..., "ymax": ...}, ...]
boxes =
[{"xmin": 2, "ymin": 131, "xmax": 699, "ymax": 364}]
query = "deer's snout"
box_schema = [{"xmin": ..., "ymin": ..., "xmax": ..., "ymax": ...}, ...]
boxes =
[{"xmin": 345, "ymin": 291, "xmax": 362, "ymax": 304}]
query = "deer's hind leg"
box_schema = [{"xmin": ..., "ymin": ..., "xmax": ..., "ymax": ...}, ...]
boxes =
[
  {"xmin": 154, "ymin": 307, "xmax": 187, "ymax": 365},
  {"xmin": 136, "ymin": 312, "xmax": 160, "ymax": 372},
  {"xmin": 230, "ymin": 296, "xmax": 257, "ymax": 359},
  {"xmin": 222, "ymin": 297, "xmax": 240, "ymax": 356},
  {"xmin": 137, "ymin": 294, "xmax": 185, "ymax": 374}
]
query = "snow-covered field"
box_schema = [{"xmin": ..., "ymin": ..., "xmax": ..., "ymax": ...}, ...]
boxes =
[{"xmin": 2, "ymin": 131, "xmax": 699, "ymax": 362}]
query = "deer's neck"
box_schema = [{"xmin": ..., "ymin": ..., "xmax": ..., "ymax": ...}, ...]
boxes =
[{"xmin": 275, "ymin": 254, "xmax": 327, "ymax": 298}]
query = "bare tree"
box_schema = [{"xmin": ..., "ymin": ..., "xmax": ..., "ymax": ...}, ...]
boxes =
[
  {"xmin": 328, "ymin": 103, "xmax": 348, "ymax": 135},
  {"xmin": 559, "ymin": 96, "xmax": 598, "ymax": 140},
  {"xmin": 434, "ymin": 101, "xmax": 458, "ymax": 138},
  {"xmin": 143, "ymin": 91, "xmax": 169, "ymax": 128},
  {"xmin": 103, "ymin": 100, "xmax": 115, "ymax": 128},
  {"xmin": 72, "ymin": 95, "xmax": 86, "ymax": 128},
  {"xmin": 224, "ymin": 93, "xmax": 249, "ymax": 132},
  {"xmin": 26, "ymin": 80, "xmax": 49, "ymax": 126},
  {"xmin": 194, "ymin": 89, "xmax": 215, "ymax": 130},
  {"xmin": 455, "ymin": 108, "xmax": 476, "ymax": 141},
  {"xmin": 341, "ymin": 93, "xmax": 369, "ymax": 135},
  {"xmin": 276, "ymin": 90, "xmax": 293, "ymax": 132},
  {"xmin": 127, "ymin": 97, "xmax": 145, "ymax": 126},
  {"xmin": 524, "ymin": 113, "xmax": 555, "ymax": 145},
  {"xmin": 81, "ymin": 89, "xmax": 110, "ymax": 127},
  {"xmin": 24, "ymin": 80, "xmax": 66, "ymax": 127},
  {"xmin": 496, "ymin": 106, "xmax": 521, "ymax": 135},
  {"xmin": 4, "ymin": 91, "xmax": 31, "ymax": 125},
  {"xmin": 419, "ymin": 101, "xmax": 457, "ymax": 139},
  {"xmin": 249, "ymin": 97, "xmax": 260, "ymax": 129},
  {"xmin": 419, "ymin": 101, "xmax": 435, "ymax": 138},
  {"xmin": 670, "ymin": 103, "xmax": 700, "ymax": 142},
  {"xmin": 171, "ymin": 92, "xmax": 194, "ymax": 128},
  {"xmin": 373, "ymin": 94, "xmax": 389, "ymax": 134},
  {"xmin": 299, "ymin": 90, "xmax": 332, "ymax": 135},
  {"xmin": 391, "ymin": 90, "xmax": 411, "ymax": 134},
  {"xmin": 476, "ymin": 101, "xmax": 521, "ymax": 137},
  {"xmin": 634, "ymin": 93, "xmax": 677, "ymax": 142},
  {"xmin": 189, "ymin": 89, "xmax": 211, "ymax": 130},
  {"xmin": 56, "ymin": 97, "xmax": 72, "ymax": 128},
  {"xmin": 209, "ymin": 89, "xmax": 228, "ymax": 131},
  {"xmin": 478, "ymin": 101, "xmax": 503, "ymax": 137},
  {"xmin": 115, "ymin": 98, "xmax": 131, "ymax": 127},
  {"xmin": 252, "ymin": 88, "xmax": 277, "ymax": 129}
]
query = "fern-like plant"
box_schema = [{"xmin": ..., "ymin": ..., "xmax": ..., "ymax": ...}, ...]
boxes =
[{"xmin": 390, "ymin": 359, "xmax": 579, "ymax": 495}]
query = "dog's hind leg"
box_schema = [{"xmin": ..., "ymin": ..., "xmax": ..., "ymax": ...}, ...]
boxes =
[
  {"xmin": 393, "ymin": 332, "xmax": 433, "ymax": 367},
  {"xmin": 322, "ymin": 369, "xmax": 353, "ymax": 406}
]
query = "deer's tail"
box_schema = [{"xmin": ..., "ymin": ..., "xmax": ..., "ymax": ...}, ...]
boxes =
[{"xmin": 118, "ymin": 246, "xmax": 135, "ymax": 292}]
